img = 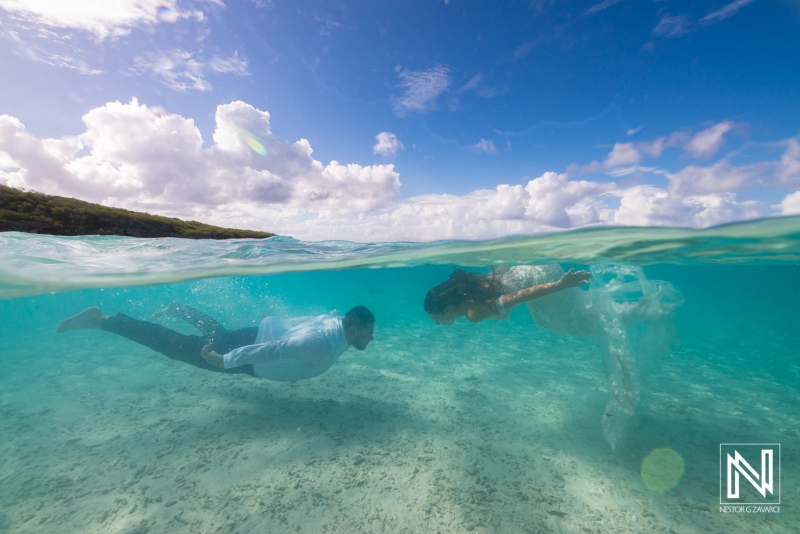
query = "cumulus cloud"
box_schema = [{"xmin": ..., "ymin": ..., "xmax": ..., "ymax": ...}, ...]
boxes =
[
  {"xmin": 0, "ymin": 99, "xmax": 400, "ymax": 217},
  {"xmin": 1, "ymin": 101, "xmax": 796, "ymax": 242},
  {"xmin": 372, "ymin": 132, "xmax": 404, "ymax": 158},
  {"xmin": 268, "ymin": 172, "xmax": 615, "ymax": 241},
  {"xmin": 0, "ymin": 0, "xmax": 206, "ymax": 40},
  {"xmin": 393, "ymin": 65, "xmax": 450, "ymax": 115},
  {"xmin": 611, "ymin": 186, "xmax": 766, "ymax": 229},
  {"xmin": 780, "ymin": 191, "xmax": 800, "ymax": 216},
  {"xmin": 240, "ymin": 133, "xmax": 793, "ymax": 240}
]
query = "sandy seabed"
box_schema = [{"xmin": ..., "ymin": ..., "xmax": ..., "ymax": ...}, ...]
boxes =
[{"xmin": 1, "ymin": 310, "xmax": 798, "ymax": 534}]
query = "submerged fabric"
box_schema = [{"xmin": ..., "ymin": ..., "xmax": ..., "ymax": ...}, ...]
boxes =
[
  {"xmin": 223, "ymin": 315, "xmax": 348, "ymax": 381},
  {"xmin": 491, "ymin": 264, "xmax": 683, "ymax": 448}
]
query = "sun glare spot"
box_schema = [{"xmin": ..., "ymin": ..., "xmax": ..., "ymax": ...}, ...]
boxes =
[
  {"xmin": 227, "ymin": 120, "xmax": 268, "ymax": 156},
  {"xmin": 641, "ymin": 448, "xmax": 685, "ymax": 493}
]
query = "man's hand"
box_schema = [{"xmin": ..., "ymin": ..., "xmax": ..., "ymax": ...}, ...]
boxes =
[{"xmin": 201, "ymin": 342, "xmax": 225, "ymax": 369}]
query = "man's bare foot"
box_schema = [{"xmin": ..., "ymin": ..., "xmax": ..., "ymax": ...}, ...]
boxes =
[
  {"xmin": 56, "ymin": 307, "xmax": 107, "ymax": 333},
  {"xmin": 151, "ymin": 300, "xmax": 183, "ymax": 320}
]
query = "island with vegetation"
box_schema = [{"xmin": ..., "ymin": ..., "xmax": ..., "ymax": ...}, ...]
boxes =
[{"xmin": 0, "ymin": 185, "xmax": 275, "ymax": 239}]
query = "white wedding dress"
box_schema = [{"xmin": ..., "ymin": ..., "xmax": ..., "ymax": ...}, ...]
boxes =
[{"xmin": 492, "ymin": 264, "xmax": 683, "ymax": 449}]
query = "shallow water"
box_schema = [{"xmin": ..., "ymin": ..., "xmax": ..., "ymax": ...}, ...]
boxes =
[{"xmin": 1, "ymin": 219, "xmax": 799, "ymax": 533}]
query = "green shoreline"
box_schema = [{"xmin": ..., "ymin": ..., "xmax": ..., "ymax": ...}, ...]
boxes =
[{"xmin": 0, "ymin": 185, "xmax": 275, "ymax": 240}]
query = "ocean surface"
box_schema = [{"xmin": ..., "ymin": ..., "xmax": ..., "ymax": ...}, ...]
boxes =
[{"xmin": 1, "ymin": 217, "xmax": 798, "ymax": 533}]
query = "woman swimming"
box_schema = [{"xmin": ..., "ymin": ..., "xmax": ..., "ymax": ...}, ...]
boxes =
[
  {"xmin": 424, "ymin": 266, "xmax": 592, "ymax": 325},
  {"xmin": 425, "ymin": 264, "xmax": 683, "ymax": 449}
]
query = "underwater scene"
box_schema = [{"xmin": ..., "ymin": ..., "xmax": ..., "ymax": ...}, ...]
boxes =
[{"xmin": 1, "ymin": 217, "xmax": 799, "ymax": 534}]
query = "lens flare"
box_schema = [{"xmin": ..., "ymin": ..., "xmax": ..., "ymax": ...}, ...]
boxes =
[
  {"xmin": 244, "ymin": 136, "xmax": 267, "ymax": 156},
  {"xmin": 641, "ymin": 448, "xmax": 684, "ymax": 492},
  {"xmin": 157, "ymin": 6, "xmax": 180, "ymax": 23},
  {"xmin": 227, "ymin": 120, "xmax": 268, "ymax": 156}
]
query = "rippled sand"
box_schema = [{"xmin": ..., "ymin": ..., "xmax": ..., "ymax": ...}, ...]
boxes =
[{"xmin": 1, "ymin": 299, "xmax": 797, "ymax": 533}]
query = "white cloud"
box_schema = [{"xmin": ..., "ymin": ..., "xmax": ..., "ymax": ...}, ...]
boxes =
[
  {"xmin": 130, "ymin": 49, "xmax": 248, "ymax": 91},
  {"xmin": 571, "ymin": 142, "xmax": 642, "ymax": 174},
  {"xmin": 522, "ymin": 172, "xmax": 613, "ymax": 227},
  {"xmin": 626, "ymin": 125, "xmax": 643, "ymax": 136},
  {"xmin": 462, "ymin": 73, "xmax": 482, "ymax": 92},
  {"xmin": 209, "ymin": 51, "xmax": 250, "ymax": 76},
  {"xmin": 612, "ymin": 186, "xmax": 766, "ymax": 228},
  {"xmin": 0, "ymin": 109, "xmax": 620, "ymax": 240},
  {"xmin": 780, "ymin": 191, "xmax": 800, "ymax": 216},
  {"xmin": 1, "ymin": 26, "xmax": 105, "ymax": 73},
  {"xmin": 1, "ymin": 102, "xmax": 796, "ymax": 242},
  {"xmin": 775, "ymin": 138, "xmax": 800, "ymax": 186},
  {"xmin": 635, "ymin": 137, "xmax": 666, "ymax": 159},
  {"xmin": 635, "ymin": 129, "xmax": 714, "ymax": 159},
  {"xmin": 0, "ymin": 0, "xmax": 206, "ymax": 40},
  {"xmin": 683, "ymin": 121, "xmax": 734, "ymax": 159},
  {"xmin": 666, "ymin": 160, "xmax": 764, "ymax": 196},
  {"xmin": 0, "ymin": 99, "xmax": 400, "ymax": 217},
  {"xmin": 0, "ymin": 1, "xmax": 241, "ymax": 86},
  {"xmin": 652, "ymin": 1, "xmax": 754, "ymax": 40},
  {"xmin": 372, "ymin": 132, "xmax": 404, "ymax": 158},
  {"xmin": 584, "ymin": 0, "xmax": 624, "ymax": 16},
  {"xmin": 394, "ymin": 65, "xmax": 450, "ymax": 115},
  {"xmin": 700, "ymin": 0, "xmax": 754, "ymax": 26},
  {"xmin": 604, "ymin": 143, "xmax": 642, "ymax": 167},
  {"xmin": 653, "ymin": 15, "xmax": 691, "ymax": 38},
  {"xmin": 474, "ymin": 139, "xmax": 496, "ymax": 154},
  {"xmin": 267, "ymin": 172, "xmax": 614, "ymax": 241}
]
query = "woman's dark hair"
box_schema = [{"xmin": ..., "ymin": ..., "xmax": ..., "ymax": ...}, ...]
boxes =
[
  {"xmin": 423, "ymin": 269, "xmax": 504, "ymax": 315},
  {"xmin": 343, "ymin": 305, "xmax": 375, "ymax": 329}
]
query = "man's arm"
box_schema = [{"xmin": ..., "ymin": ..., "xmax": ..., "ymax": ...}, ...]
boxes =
[
  {"xmin": 201, "ymin": 343, "xmax": 225, "ymax": 369},
  {"xmin": 500, "ymin": 268, "xmax": 592, "ymax": 310},
  {"xmin": 222, "ymin": 332, "xmax": 331, "ymax": 369}
]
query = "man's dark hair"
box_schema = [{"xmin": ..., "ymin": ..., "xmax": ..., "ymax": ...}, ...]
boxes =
[{"xmin": 343, "ymin": 305, "xmax": 375, "ymax": 329}]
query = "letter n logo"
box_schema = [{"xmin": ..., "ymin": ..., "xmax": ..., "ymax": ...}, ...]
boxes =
[{"xmin": 720, "ymin": 444, "xmax": 780, "ymax": 505}]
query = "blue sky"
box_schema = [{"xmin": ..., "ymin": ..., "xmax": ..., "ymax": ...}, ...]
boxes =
[{"xmin": 1, "ymin": 0, "xmax": 799, "ymax": 241}]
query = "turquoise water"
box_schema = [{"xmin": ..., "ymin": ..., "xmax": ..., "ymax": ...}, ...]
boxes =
[{"xmin": 1, "ymin": 218, "xmax": 799, "ymax": 533}]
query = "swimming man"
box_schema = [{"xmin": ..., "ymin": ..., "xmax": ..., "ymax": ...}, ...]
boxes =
[{"xmin": 56, "ymin": 302, "xmax": 375, "ymax": 381}]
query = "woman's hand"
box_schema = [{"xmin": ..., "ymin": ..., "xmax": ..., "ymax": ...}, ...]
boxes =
[
  {"xmin": 558, "ymin": 268, "xmax": 592, "ymax": 289},
  {"xmin": 201, "ymin": 342, "xmax": 225, "ymax": 369}
]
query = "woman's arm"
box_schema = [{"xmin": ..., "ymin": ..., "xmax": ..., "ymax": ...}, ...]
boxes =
[{"xmin": 499, "ymin": 268, "xmax": 592, "ymax": 310}]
